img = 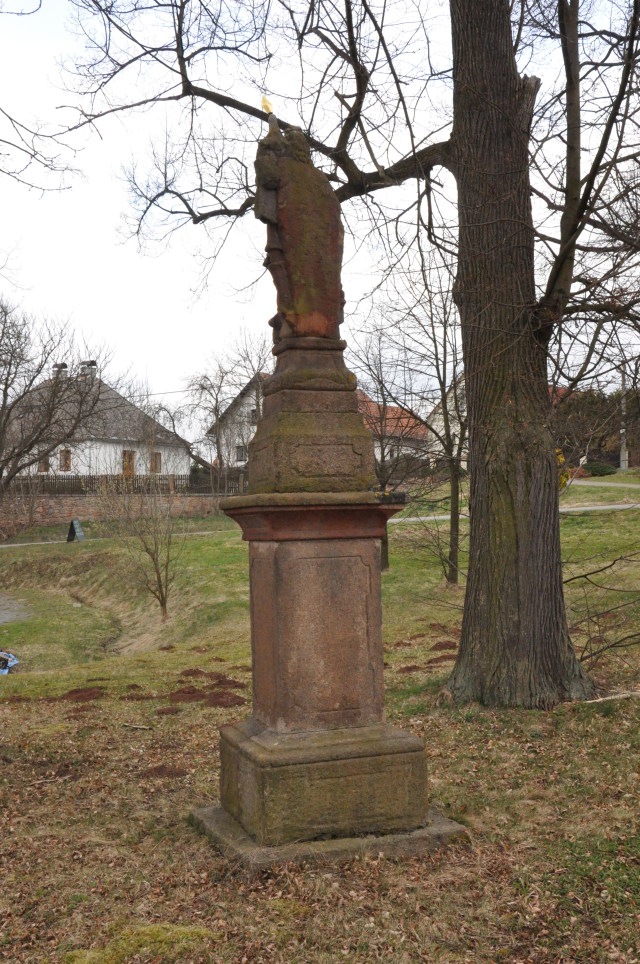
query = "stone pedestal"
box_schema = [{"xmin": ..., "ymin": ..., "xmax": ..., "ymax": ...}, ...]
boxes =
[
  {"xmin": 216, "ymin": 491, "xmax": 428, "ymax": 848},
  {"xmin": 219, "ymin": 720, "xmax": 427, "ymax": 846}
]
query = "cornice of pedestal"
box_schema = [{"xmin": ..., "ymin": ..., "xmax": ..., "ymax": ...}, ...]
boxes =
[{"xmin": 220, "ymin": 490, "xmax": 405, "ymax": 542}]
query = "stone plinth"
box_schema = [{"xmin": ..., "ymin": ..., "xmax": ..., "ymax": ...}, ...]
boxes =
[
  {"xmin": 190, "ymin": 807, "xmax": 470, "ymax": 871},
  {"xmin": 219, "ymin": 719, "xmax": 428, "ymax": 846}
]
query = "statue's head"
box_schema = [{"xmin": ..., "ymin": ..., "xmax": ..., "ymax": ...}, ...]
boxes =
[{"xmin": 284, "ymin": 129, "xmax": 311, "ymax": 164}]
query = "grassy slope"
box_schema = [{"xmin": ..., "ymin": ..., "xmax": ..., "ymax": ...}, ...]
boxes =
[
  {"xmin": 397, "ymin": 470, "xmax": 640, "ymax": 520},
  {"xmin": 0, "ymin": 513, "xmax": 639, "ymax": 963}
]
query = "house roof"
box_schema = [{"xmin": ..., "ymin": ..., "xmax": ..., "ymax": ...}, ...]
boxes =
[
  {"xmin": 356, "ymin": 390, "xmax": 429, "ymax": 441},
  {"xmin": 206, "ymin": 372, "xmax": 270, "ymax": 436},
  {"xmin": 77, "ymin": 380, "xmax": 186, "ymax": 448}
]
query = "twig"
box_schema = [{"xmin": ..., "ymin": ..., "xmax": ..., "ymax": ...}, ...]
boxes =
[
  {"xmin": 583, "ymin": 691, "xmax": 640, "ymax": 704},
  {"xmin": 122, "ymin": 722, "xmax": 152, "ymax": 730},
  {"xmin": 28, "ymin": 775, "xmax": 71, "ymax": 787}
]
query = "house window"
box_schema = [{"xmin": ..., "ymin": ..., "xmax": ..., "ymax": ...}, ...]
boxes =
[
  {"xmin": 236, "ymin": 445, "xmax": 248, "ymax": 463},
  {"xmin": 38, "ymin": 456, "xmax": 50, "ymax": 473},
  {"xmin": 122, "ymin": 450, "xmax": 135, "ymax": 477},
  {"xmin": 59, "ymin": 449, "xmax": 71, "ymax": 472},
  {"xmin": 150, "ymin": 451, "xmax": 162, "ymax": 474},
  {"xmin": 250, "ymin": 408, "xmax": 258, "ymax": 424}
]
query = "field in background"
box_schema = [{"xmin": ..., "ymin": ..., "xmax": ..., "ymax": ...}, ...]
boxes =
[{"xmin": 1, "ymin": 510, "xmax": 639, "ymax": 962}]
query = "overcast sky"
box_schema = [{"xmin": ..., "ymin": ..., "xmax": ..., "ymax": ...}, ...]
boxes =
[{"xmin": 0, "ymin": 0, "xmax": 288, "ymax": 403}]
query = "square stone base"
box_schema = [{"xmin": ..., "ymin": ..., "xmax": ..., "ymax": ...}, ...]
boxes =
[
  {"xmin": 189, "ymin": 805, "xmax": 470, "ymax": 871},
  {"xmin": 219, "ymin": 719, "xmax": 429, "ymax": 847}
]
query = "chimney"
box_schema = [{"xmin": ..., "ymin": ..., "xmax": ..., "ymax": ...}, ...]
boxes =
[
  {"xmin": 52, "ymin": 362, "xmax": 68, "ymax": 378},
  {"xmin": 79, "ymin": 360, "xmax": 97, "ymax": 382}
]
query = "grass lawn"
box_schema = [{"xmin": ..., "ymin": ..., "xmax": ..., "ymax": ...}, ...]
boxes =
[
  {"xmin": 3, "ymin": 513, "xmax": 236, "ymax": 545},
  {"xmin": 1, "ymin": 511, "xmax": 639, "ymax": 962}
]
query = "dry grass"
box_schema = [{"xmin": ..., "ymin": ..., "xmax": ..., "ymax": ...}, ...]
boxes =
[{"xmin": 0, "ymin": 515, "xmax": 639, "ymax": 963}]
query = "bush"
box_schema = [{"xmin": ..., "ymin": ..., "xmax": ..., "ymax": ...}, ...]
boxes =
[{"xmin": 583, "ymin": 460, "xmax": 617, "ymax": 476}]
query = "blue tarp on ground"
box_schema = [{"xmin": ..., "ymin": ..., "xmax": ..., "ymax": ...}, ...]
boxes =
[{"xmin": 0, "ymin": 651, "xmax": 18, "ymax": 675}]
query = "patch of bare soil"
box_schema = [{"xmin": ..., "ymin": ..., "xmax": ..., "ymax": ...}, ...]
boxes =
[
  {"xmin": 156, "ymin": 706, "xmax": 182, "ymax": 716},
  {"xmin": 141, "ymin": 765, "xmax": 187, "ymax": 779},
  {"xmin": 432, "ymin": 640, "xmax": 458, "ymax": 652},
  {"xmin": 427, "ymin": 654, "xmax": 456, "ymax": 665},
  {"xmin": 397, "ymin": 664, "xmax": 422, "ymax": 674},
  {"xmin": 168, "ymin": 686, "xmax": 206, "ymax": 704},
  {"xmin": 159, "ymin": 644, "xmax": 175, "ymax": 652},
  {"xmin": 429, "ymin": 622, "xmax": 461, "ymax": 638},
  {"xmin": 119, "ymin": 693, "xmax": 155, "ymax": 702},
  {"xmin": 203, "ymin": 691, "xmax": 247, "ymax": 708},
  {"xmin": 60, "ymin": 686, "xmax": 107, "ymax": 702}
]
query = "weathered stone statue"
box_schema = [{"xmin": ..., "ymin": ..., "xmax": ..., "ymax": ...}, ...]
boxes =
[
  {"xmin": 191, "ymin": 119, "xmax": 466, "ymax": 867},
  {"xmin": 255, "ymin": 117, "xmax": 344, "ymax": 344}
]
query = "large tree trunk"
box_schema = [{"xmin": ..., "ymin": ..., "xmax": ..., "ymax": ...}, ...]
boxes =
[{"xmin": 446, "ymin": 0, "xmax": 594, "ymax": 707}]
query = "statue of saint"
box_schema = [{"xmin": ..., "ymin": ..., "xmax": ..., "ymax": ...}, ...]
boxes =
[{"xmin": 255, "ymin": 116, "xmax": 345, "ymax": 343}]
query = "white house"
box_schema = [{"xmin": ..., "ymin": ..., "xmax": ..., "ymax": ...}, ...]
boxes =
[
  {"xmin": 33, "ymin": 376, "xmax": 191, "ymax": 477},
  {"xmin": 424, "ymin": 379, "xmax": 468, "ymax": 471},
  {"xmin": 207, "ymin": 372, "xmax": 268, "ymax": 469}
]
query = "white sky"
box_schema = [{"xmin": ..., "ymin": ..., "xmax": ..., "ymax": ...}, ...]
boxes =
[{"xmin": 0, "ymin": 0, "xmax": 285, "ymax": 404}]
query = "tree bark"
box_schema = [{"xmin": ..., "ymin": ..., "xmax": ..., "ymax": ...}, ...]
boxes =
[
  {"xmin": 381, "ymin": 525, "xmax": 390, "ymax": 572},
  {"xmin": 446, "ymin": 0, "xmax": 595, "ymax": 707},
  {"xmin": 446, "ymin": 462, "xmax": 460, "ymax": 585}
]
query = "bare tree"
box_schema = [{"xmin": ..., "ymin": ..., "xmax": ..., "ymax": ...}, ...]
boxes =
[
  {"xmin": 59, "ymin": 0, "xmax": 640, "ymax": 706},
  {"xmin": 99, "ymin": 412, "xmax": 186, "ymax": 621},
  {"xmin": 0, "ymin": 300, "xmax": 109, "ymax": 500},
  {"xmin": 351, "ymin": 247, "xmax": 468, "ymax": 583},
  {"xmin": 101, "ymin": 475, "xmax": 184, "ymax": 622},
  {"xmin": 0, "ymin": 3, "xmax": 73, "ymax": 214}
]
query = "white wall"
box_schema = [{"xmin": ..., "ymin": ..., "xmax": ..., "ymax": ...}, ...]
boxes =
[{"xmin": 40, "ymin": 440, "xmax": 191, "ymax": 476}]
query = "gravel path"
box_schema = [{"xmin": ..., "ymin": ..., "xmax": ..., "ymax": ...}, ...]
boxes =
[
  {"xmin": 571, "ymin": 478, "xmax": 640, "ymax": 489},
  {"xmin": 0, "ymin": 592, "xmax": 30, "ymax": 625}
]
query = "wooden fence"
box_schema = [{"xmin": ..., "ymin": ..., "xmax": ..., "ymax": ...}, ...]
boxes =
[{"xmin": 8, "ymin": 471, "xmax": 249, "ymax": 497}]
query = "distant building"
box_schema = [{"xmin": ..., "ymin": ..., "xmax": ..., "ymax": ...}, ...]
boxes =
[
  {"xmin": 356, "ymin": 390, "xmax": 430, "ymax": 486},
  {"xmin": 29, "ymin": 373, "xmax": 190, "ymax": 477},
  {"xmin": 206, "ymin": 373, "xmax": 268, "ymax": 470}
]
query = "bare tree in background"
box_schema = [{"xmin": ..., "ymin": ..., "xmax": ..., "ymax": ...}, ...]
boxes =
[
  {"xmin": 350, "ymin": 329, "xmax": 428, "ymax": 571},
  {"xmin": 0, "ymin": 300, "xmax": 109, "ymax": 501},
  {"xmin": 99, "ymin": 416, "xmax": 186, "ymax": 622},
  {"xmin": 58, "ymin": 0, "xmax": 640, "ymax": 706},
  {"xmin": 351, "ymin": 248, "xmax": 468, "ymax": 584}
]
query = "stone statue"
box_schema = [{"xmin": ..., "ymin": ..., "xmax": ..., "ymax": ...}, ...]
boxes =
[{"xmin": 255, "ymin": 116, "xmax": 345, "ymax": 343}]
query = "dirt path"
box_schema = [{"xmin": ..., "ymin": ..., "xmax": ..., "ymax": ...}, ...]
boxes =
[
  {"xmin": 0, "ymin": 592, "xmax": 30, "ymax": 625},
  {"xmin": 571, "ymin": 478, "xmax": 640, "ymax": 488}
]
